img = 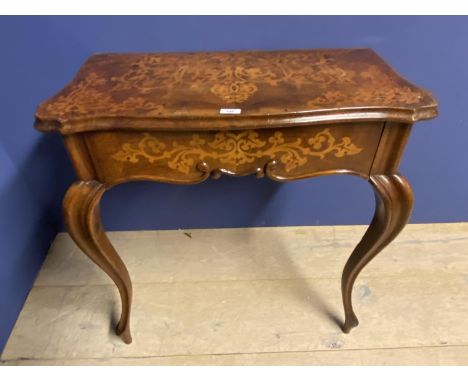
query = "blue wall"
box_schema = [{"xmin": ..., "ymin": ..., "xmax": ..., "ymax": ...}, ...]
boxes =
[{"xmin": 0, "ymin": 16, "xmax": 467, "ymax": 353}]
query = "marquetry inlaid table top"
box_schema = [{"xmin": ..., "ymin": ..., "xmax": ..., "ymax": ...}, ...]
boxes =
[
  {"xmin": 34, "ymin": 48, "xmax": 438, "ymax": 345},
  {"xmin": 35, "ymin": 49, "xmax": 437, "ymax": 133}
]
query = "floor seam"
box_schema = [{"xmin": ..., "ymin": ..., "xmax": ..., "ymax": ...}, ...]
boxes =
[
  {"xmin": 31, "ymin": 272, "xmax": 467, "ymax": 289},
  {"xmin": 2, "ymin": 343, "xmax": 468, "ymax": 363}
]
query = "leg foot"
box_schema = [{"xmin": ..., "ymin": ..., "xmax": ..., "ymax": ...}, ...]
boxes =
[
  {"xmin": 63, "ymin": 180, "xmax": 133, "ymax": 344},
  {"xmin": 116, "ymin": 321, "xmax": 133, "ymax": 344},
  {"xmin": 342, "ymin": 312, "xmax": 359, "ymax": 334},
  {"xmin": 341, "ymin": 174, "xmax": 413, "ymax": 333}
]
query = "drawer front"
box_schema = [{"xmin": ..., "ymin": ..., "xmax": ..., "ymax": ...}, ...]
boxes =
[{"xmin": 84, "ymin": 122, "xmax": 383, "ymax": 186}]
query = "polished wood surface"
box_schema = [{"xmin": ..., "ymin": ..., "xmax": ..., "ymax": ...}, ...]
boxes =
[
  {"xmin": 84, "ymin": 122, "xmax": 382, "ymax": 186},
  {"xmin": 35, "ymin": 48, "xmax": 438, "ymax": 344},
  {"xmin": 63, "ymin": 181, "xmax": 132, "ymax": 344},
  {"xmin": 342, "ymin": 174, "xmax": 413, "ymax": 333},
  {"xmin": 35, "ymin": 49, "xmax": 437, "ymax": 133}
]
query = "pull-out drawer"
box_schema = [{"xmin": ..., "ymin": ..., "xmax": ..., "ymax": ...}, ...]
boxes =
[{"xmin": 73, "ymin": 122, "xmax": 384, "ymax": 186}]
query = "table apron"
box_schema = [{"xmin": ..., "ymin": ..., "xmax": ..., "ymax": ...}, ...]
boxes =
[{"xmin": 65, "ymin": 122, "xmax": 387, "ymax": 186}]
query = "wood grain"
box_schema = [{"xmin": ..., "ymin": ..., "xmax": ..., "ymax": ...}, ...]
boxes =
[
  {"xmin": 342, "ymin": 174, "xmax": 413, "ymax": 332},
  {"xmin": 63, "ymin": 181, "xmax": 132, "ymax": 343},
  {"xmin": 83, "ymin": 123, "xmax": 382, "ymax": 186},
  {"xmin": 2, "ymin": 224, "xmax": 467, "ymax": 365},
  {"xmin": 35, "ymin": 49, "xmax": 437, "ymax": 133}
]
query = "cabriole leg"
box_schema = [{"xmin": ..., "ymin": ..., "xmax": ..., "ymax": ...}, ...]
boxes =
[
  {"xmin": 341, "ymin": 174, "xmax": 413, "ymax": 333},
  {"xmin": 63, "ymin": 180, "xmax": 133, "ymax": 344}
]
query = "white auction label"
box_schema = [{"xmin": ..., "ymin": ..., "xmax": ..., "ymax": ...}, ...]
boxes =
[{"xmin": 219, "ymin": 108, "xmax": 241, "ymax": 114}]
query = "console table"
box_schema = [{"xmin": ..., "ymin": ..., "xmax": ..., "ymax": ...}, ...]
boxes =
[{"xmin": 35, "ymin": 49, "xmax": 438, "ymax": 344}]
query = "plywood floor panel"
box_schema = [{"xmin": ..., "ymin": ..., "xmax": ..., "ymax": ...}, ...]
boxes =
[{"xmin": 2, "ymin": 223, "xmax": 468, "ymax": 365}]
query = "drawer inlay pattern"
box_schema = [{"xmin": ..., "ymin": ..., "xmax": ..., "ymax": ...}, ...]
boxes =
[{"xmin": 111, "ymin": 128, "xmax": 363, "ymax": 174}]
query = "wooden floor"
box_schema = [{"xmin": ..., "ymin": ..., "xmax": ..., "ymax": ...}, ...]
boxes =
[{"xmin": 1, "ymin": 223, "xmax": 468, "ymax": 365}]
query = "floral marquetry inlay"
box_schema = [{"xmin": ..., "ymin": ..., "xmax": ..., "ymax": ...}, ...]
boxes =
[
  {"xmin": 111, "ymin": 128, "xmax": 362, "ymax": 174},
  {"xmin": 35, "ymin": 49, "xmax": 437, "ymax": 129}
]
